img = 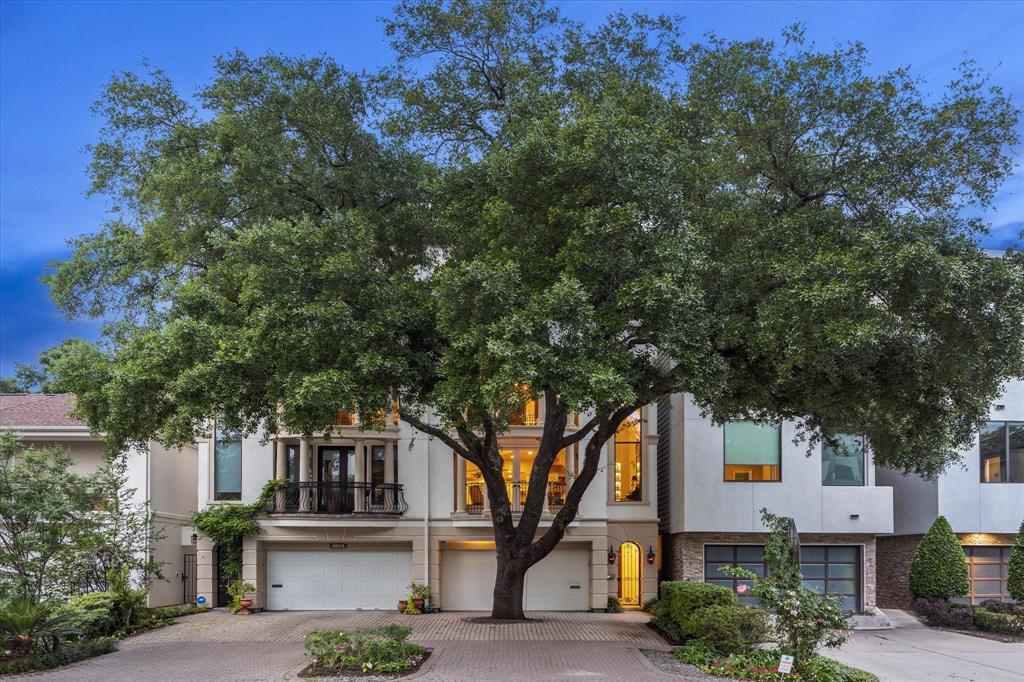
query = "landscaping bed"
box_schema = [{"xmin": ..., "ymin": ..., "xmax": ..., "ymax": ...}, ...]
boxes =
[
  {"xmin": 911, "ymin": 598, "xmax": 1024, "ymax": 643},
  {"xmin": 301, "ymin": 624, "xmax": 428, "ymax": 679}
]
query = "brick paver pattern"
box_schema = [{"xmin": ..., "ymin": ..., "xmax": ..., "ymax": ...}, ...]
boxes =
[{"xmin": 20, "ymin": 610, "xmax": 695, "ymax": 682}]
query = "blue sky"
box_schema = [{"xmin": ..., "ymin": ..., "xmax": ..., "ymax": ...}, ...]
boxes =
[{"xmin": 1, "ymin": 0, "xmax": 1022, "ymax": 376}]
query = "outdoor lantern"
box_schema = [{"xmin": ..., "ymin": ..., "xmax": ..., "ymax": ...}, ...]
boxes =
[
  {"xmin": 607, "ymin": 545, "xmax": 617, "ymax": 565},
  {"xmin": 191, "ymin": 533, "xmax": 198, "ymax": 545},
  {"xmin": 646, "ymin": 545, "xmax": 656, "ymax": 565}
]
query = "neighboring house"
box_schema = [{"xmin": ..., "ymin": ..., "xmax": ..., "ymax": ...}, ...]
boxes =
[
  {"xmin": 656, "ymin": 393, "xmax": 894, "ymax": 618},
  {"xmin": 194, "ymin": 398, "xmax": 660, "ymax": 611},
  {"xmin": 0, "ymin": 393, "xmax": 198, "ymax": 607},
  {"xmin": 876, "ymin": 378, "xmax": 1024, "ymax": 607}
]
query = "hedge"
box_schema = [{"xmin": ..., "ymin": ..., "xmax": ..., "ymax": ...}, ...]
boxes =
[
  {"xmin": 0, "ymin": 637, "xmax": 117, "ymax": 675},
  {"xmin": 653, "ymin": 581, "xmax": 738, "ymax": 641},
  {"xmin": 685, "ymin": 603, "xmax": 770, "ymax": 653},
  {"xmin": 974, "ymin": 607, "xmax": 1024, "ymax": 636},
  {"xmin": 908, "ymin": 516, "xmax": 969, "ymax": 599},
  {"xmin": 1008, "ymin": 520, "xmax": 1024, "ymax": 601}
]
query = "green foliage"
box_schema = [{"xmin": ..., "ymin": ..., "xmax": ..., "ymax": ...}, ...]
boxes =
[
  {"xmin": 723, "ymin": 509, "xmax": 851, "ymax": 673},
  {"xmin": 0, "ymin": 377, "xmax": 22, "ymax": 393},
  {"xmin": 150, "ymin": 604, "xmax": 206, "ymax": 620},
  {"xmin": 0, "ymin": 637, "xmax": 116, "ymax": 675},
  {"xmin": 227, "ymin": 580, "xmax": 255, "ymax": 614},
  {"xmin": 59, "ymin": 571, "xmax": 148, "ymax": 640},
  {"xmin": 674, "ymin": 645, "xmax": 878, "ymax": 682},
  {"xmin": 42, "ymin": 0, "xmax": 1024, "ymax": 618},
  {"xmin": 10, "ymin": 339, "xmax": 96, "ymax": 393},
  {"xmin": 909, "ymin": 516, "xmax": 970, "ymax": 599},
  {"xmin": 304, "ymin": 625, "xmax": 424, "ymax": 674},
  {"xmin": 192, "ymin": 479, "xmax": 286, "ymax": 581},
  {"xmin": 654, "ymin": 581, "xmax": 737, "ymax": 641},
  {"xmin": 606, "ymin": 596, "xmax": 622, "ymax": 613},
  {"xmin": 1007, "ymin": 520, "xmax": 1024, "ymax": 601},
  {"xmin": 407, "ymin": 582, "xmax": 431, "ymax": 601},
  {"xmin": 973, "ymin": 607, "xmax": 1024, "ymax": 636},
  {"xmin": 0, "ymin": 597, "xmax": 80, "ymax": 658},
  {"xmin": 685, "ymin": 604, "xmax": 770, "ymax": 654}
]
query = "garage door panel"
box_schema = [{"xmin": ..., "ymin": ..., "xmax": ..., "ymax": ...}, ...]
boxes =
[
  {"xmin": 442, "ymin": 546, "xmax": 590, "ymax": 611},
  {"xmin": 267, "ymin": 549, "xmax": 412, "ymax": 611}
]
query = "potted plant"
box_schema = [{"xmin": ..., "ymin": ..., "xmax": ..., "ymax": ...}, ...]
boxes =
[
  {"xmin": 397, "ymin": 598, "xmax": 408, "ymax": 613},
  {"xmin": 408, "ymin": 582, "xmax": 431, "ymax": 612},
  {"xmin": 228, "ymin": 580, "xmax": 256, "ymax": 615}
]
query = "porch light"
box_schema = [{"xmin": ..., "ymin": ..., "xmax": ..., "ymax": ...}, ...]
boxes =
[
  {"xmin": 646, "ymin": 546, "xmax": 656, "ymax": 565},
  {"xmin": 607, "ymin": 546, "xmax": 617, "ymax": 565},
  {"xmin": 191, "ymin": 533, "xmax": 198, "ymax": 545}
]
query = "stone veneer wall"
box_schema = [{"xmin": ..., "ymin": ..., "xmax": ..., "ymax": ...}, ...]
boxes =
[
  {"xmin": 877, "ymin": 532, "xmax": 1017, "ymax": 608},
  {"xmin": 663, "ymin": 532, "xmax": 878, "ymax": 610}
]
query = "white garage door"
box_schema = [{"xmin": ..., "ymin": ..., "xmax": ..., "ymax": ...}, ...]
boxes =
[
  {"xmin": 441, "ymin": 545, "xmax": 590, "ymax": 611},
  {"xmin": 266, "ymin": 549, "xmax": 412, "ymax": 611}
]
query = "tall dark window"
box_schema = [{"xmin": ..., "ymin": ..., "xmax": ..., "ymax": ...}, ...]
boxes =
[
  {"xmin": 822, "ymin": 434, "xmax": 865, "ymax": 486},
  {"xmin": 213, "ymin": 424, "xmax": 242, "ymax": 501},
  {"xmin": 980, "ymin": 421, "xmax": 1024, "ymax": 483}
]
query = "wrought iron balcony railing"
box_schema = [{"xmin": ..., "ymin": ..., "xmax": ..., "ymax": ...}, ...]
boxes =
[
  {"xmin": 265, "ymin": 481, "xmax": 407, "ymax": 515},
  {"xmin": 465, "ymin": 481, "xmax": 565, "ymax": 514}
]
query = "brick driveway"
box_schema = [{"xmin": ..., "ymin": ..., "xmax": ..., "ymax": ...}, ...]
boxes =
[{"xmin": 23, "ymin": 610, "xmax": 692, "ymax": 681}]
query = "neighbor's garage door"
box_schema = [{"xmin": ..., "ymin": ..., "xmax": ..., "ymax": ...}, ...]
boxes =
[
  {"xmin": 266, "ymin": 548, "xmax": 412, "ymax": 610},
  {"xmin": 441, "ymin": 545, "xmax": 590, "ymax": 610}
]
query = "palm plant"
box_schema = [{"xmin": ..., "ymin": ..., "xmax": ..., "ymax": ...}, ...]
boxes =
[{"xmin": 0, "ymin": 597, "xmax": 79, "ymax": 658}]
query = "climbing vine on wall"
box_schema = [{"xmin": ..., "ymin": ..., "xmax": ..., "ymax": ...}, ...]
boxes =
[{"xmin": 192, "ymin": 480, "xmax": 287, "ymax": 580}]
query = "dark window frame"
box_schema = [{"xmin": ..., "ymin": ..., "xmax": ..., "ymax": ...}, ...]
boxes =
[
  {"xmin": 980, "ymin": 421, "xmax": 1024, "ymax": 484},
  {"xmin": 960, "ymin": 545, "xmax": 1012, "ymax": 604},
  {"xmin": 821, "ymin": 434, "xmax": 866, "ymax": 487},
  {"xmin": 213, "ymin": 423, "xmax": 242, "ymax": 501}
]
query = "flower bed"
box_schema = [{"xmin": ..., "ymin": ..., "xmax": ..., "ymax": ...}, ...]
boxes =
[
  {"xmin": 674, "ymin": 643, "xmax": 878, "ymax": 682},
  {"xmin": 300, "ymin": 624, "xmax": 428, "ymax": 678}
]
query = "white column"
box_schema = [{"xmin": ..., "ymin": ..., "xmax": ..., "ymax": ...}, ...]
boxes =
[
  {"xmin": 456, "ymin": 456, "xmax": 467, "ymax": 513},
  {"xmin": 298, "ymin": 438, "xmax": 311, "ymax": 512},
  {"xmin": 273, "ymin": 439, "xmax": 287, "ymax": 511},
  {"xmin": 354, "ymin": 439, "xmax": 366, "ymax": 512},
  {"xmin": 511, "ymin": 449, "xmax": 521, "ymax": 513}
]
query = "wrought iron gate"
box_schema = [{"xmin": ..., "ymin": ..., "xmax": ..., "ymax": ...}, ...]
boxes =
[{"xmin": 183, "ymin": 553, "xmax": 197, "ymax": 604}]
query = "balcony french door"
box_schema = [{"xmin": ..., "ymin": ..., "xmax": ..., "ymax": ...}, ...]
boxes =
[{"xmin": 318, "ymin": 446, "xmax": 355, "ymax": 513}]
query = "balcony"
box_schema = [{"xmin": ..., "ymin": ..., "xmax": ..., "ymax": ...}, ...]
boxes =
[
  {"xmin": 265, "ymin": 481, "xmax": 408, "ymax": 516},
  {"xmin": 466, "ymin": 480, "xmax": 565, "ymax": 515}
]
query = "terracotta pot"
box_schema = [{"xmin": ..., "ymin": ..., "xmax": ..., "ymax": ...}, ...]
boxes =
[
  {"xmin": 237, "ymin": 598, "xmax": 253, "ymax": 616},
  {"xmin": 413, "ymin": 598, "xmax": 425, "ymax": 611},
  {"xmin": 398, "ymin": 600, "xmax": 408, "ymax": 613}
]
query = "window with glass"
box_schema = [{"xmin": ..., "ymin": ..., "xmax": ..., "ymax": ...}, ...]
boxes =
[
  {"xmin": 614, "ymin": 410, "xmax": 643, "ymax": 501},
  {"xmin": 980, "ymin": 421, "xmax": 1024, "ymax": 483},
  {"xmin": 821, "ymin": 434, "xmax": 865, "ymax": 486},
  {"xmin": 958, "ymin": 546, "xmax": 1012, "ymax": 604},
  {"xmin": 724, "ymin": 421, "xmax": 781, "ymax": 481},
  {"xmin": 508, "ymin": 386, "xmax": 539, "ymax": 426},
  {"xmin": 704, "ymin": 545, "xmax": 766, "ymax": 606},
  {"xmin": 213, "ymin": 424, "xmax": 242, "ymax": 501},
  {"xmin": 704, "ymin": 544, "xmax": 862, "ymax": 612},
  {"xmin": 799, "ymin": 546, "xmax": 860, "ymax": 612},
  {"xmin": 273, "ymin": 443, "xmax": 301, "ymax": 483}
]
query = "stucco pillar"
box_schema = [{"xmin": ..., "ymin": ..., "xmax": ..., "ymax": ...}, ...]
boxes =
[
  {"xmin": 274, "ymin": 438, "xmax": 287, "ymax": 512},
  {"xmin": 195, "ymin": 536, "xmax": 215, "ymax": 609},
  {"xmin": 298, "ymin": 438, "xmax": 311, "ymax": 512},
  {"xmin": 241, "ymin": 535, "xmax": 260, "ymax": 609},
  {"xmin": 511, "ymin": 449, "xmax": 521, "ymax": 513},
  {"xmin": 456, "ymin": 456, "xmax": 467, "ymax": 513},
  {"xmin": 354, "ymin": 439, "xmax": 366, "ymax": 512}
]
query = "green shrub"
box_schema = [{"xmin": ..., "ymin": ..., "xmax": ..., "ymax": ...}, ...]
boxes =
[
  {"xmin": 304, "ymin": 624, "xmax": 424, "ymax": 674},
  {"xmin": 0, "ymin": 637, "xmax": 116, "ymax": 675},
  {"xmin": 1008, "ymin": 520, "xmax": 1024, "ymax": 601},
  {"xmin": 686, "ymin": 604, "xmax": 770, "ymax": 654},
  {"xmin": 0, "ymin": 597, "xmax": 80, "ymax": 657},
  {"xmin": 60, "ymin": 580, "xmax": 148, "ymax": 640},
  {"xmin": 656, "ymin": 581, "xmax": 737, "ymax": 640},
  {"xmin": 674, "ymin": 646, "xmax": 879, "ymax": 682},
  {"xmin": 973, "ymin": 607, "xmax": 1024, "ymax": 636},
  {"xmin": 606, "ymin": 596, "xmax": 622, "ymax": 613},
  {"xmin": 908, "ymin": 516, "xmax": 969, "ymax": 599},
  {"xmin": 150, "ymin": 604, "xmax": 206, "ymax": 620}
]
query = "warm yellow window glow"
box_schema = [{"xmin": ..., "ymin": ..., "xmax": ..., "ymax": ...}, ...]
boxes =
[
  {"xmin": 614, "ymin": 410, "xmax": 643, "ymax": 501},
  {"xmin": 508, "ymin": 385, "xmax": 539, "ymax": 425},
  {"xmin": 724, "ymin": 464, "xmax": 780, "ymax": 481}
]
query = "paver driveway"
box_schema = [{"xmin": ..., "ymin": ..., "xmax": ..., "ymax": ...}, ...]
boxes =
[{"xmin": 24, "ymin": 610, "xmax": 689, "ymax": 682}]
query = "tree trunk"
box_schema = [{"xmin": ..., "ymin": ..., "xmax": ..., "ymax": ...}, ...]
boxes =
[{"xmin": 491, "ymin": 553, "xmax": 528, "ymax": 619}]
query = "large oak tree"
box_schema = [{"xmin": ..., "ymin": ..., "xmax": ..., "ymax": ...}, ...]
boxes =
[{"xmin": 48, "ymin": 0, "xmax": 1023, "ymax": 618}]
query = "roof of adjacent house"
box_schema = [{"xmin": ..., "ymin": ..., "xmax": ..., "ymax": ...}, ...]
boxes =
[{"xmin": 0, "ymin": 393, "xmax": 84, "ymax": 428}]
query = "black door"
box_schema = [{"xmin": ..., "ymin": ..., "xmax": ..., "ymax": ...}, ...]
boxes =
[
  {"xmin": 183, "ymin": 553, "xmax": 197, "ymax": 605},
  {"xmin": 216, "ymin": 543, "xmax": 239, "ymax": 607},
  {"xmin": 318, "ymin": 446, "xmax": 355, "ymax": 513}
]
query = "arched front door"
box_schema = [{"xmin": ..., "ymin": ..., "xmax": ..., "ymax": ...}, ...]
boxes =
[{"xmin": 619, "ymin": 542, "xmax": 642, "ymax": 607}]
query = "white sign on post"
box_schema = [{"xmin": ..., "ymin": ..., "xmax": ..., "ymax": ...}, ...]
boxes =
[{"xmin": 778, "ymin": 654, "xmax": 794, "ymax": 675}]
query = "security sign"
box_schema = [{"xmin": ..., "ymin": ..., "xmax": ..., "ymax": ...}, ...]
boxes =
[{"xmin": 778, "ymin": 654, "xmax": 794, "ymax": 675}]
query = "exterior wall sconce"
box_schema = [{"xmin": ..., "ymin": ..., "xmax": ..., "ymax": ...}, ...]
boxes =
[
  {"xmin": 191, "ymin": 533, "xmax": 198, "ymax": 545},
  {"xmin": 608, "ymin": 546, "xmax": 617, "ymax": 565},
  {"xmin": 646, "ymin": 546, "xmax": 656, "ymax": 565}
]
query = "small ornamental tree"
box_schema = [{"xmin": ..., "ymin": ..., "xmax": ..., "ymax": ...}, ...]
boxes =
[
  {"xmin": 909, "ymin": 516, "xmax": 970, "ymax": 599},
  {"xmin": 1007, "ymin": 519, "xmax": 1024, "ymax": 601}
]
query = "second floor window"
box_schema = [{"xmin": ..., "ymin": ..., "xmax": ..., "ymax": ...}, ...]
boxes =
[
  {"xmin": 724, "ymin": 421, "xmax": 781, "ymax": 481},
  {"xmin": 214, "ymin": 424, "xmax": 242, "ymax": 501},
  {"xmin": 613, "ymin": 410, "xmax": 643, "ymax": 501},
  {"xmin": 980, "ymin": 421, "xmax": 1024, "ymax": 483},
  {"xmin": 822, "ymin": 434, "xmax": 865, "ymax": 486}
]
